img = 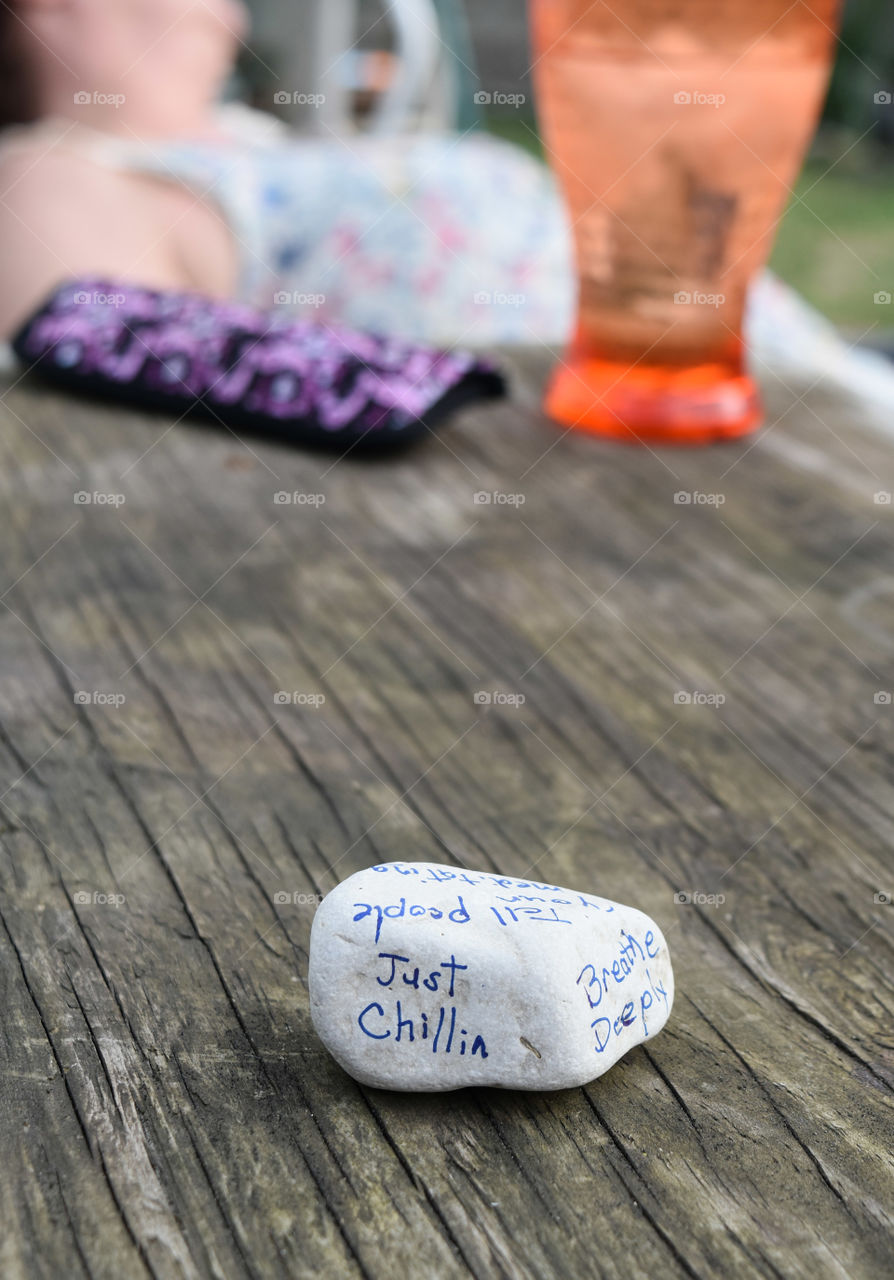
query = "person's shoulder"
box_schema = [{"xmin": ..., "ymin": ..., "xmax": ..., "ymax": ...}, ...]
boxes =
[
  {"xmin": 0, "ymin": 125, "xmax": 154, "ymax": 338},
  {"xmin": 0, "ymin": 123, "xmax": 153, "ymax": 300},
  {"xmin": 0, "ymin": 123, "xmax": 128, "ymax": 209},
  {"xmin": 0, "ymin": 120, "xmax": 79, "ymax": 178}
]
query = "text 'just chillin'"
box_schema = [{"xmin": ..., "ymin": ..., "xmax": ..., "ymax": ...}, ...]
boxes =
[{"xmin": 355, "ymin": 952, "xmax": 488, "ymax": 1058}]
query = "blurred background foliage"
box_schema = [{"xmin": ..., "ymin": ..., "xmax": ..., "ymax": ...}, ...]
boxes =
[
  {"xmin": 825, "ymin": 0, "xmax": 894, "ymax": 144},
  {"xmin": 795, "ymin": 0, "xmax": 894, "ymax": 334}
]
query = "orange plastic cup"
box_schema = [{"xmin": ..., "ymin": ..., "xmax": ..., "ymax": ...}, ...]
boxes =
[{"xmin": 529, "ymin": 0, "xmax": 841, "ymax": 444}]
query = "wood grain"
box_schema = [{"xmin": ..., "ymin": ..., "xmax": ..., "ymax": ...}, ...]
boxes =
[{"xmin": 0, "ymin": 353, "xmax": 892, "ymax": 1279}]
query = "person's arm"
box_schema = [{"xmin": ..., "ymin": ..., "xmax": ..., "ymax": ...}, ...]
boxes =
[{"xmin": 0, "ymin": 144, "xmax": 202, "ymax": 339}]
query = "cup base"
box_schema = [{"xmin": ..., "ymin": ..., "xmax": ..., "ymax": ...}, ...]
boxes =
[{"xmin": 543, "ymin": 354, "xmax": 763, "ymax": 445}]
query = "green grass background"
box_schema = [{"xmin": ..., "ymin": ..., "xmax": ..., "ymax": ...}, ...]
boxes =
[{"xmin": 770, "ymin": 161, "xmax": 894, "ymax": 331}]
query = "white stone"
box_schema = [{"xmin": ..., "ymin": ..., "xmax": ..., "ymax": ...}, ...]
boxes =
[{"xmin": 308, "ymin": 861, "xmax": 674, "ymax": 1092}]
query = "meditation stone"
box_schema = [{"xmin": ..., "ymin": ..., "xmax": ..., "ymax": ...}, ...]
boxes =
[{"xmin": 308, "ymin": 862, "xmax": 674, "ymax": 1092}]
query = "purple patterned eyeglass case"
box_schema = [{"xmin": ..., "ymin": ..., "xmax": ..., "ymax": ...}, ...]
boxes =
[{"xmin": 11, "ymin": 279, "xmax": 506, "ymax": 451}]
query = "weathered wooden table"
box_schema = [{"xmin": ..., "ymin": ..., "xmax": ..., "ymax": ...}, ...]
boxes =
[{"xmin": 1, "ymin": 353, "xmax": 892, "ymax": 1279}]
